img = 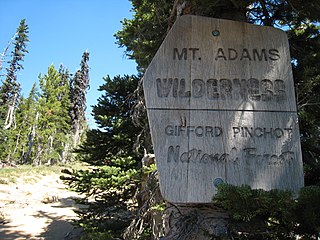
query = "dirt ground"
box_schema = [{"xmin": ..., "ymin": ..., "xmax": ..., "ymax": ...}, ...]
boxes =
[{"xmin": 0, "ymin": 172, "xmax": 84, "ymax": 240}]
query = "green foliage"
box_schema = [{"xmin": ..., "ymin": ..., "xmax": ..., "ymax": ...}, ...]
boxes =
[
  {"xmin": 214, "ymin": 184, "xmax": 320, "ymax": 239},
  {"xmin": 61, "ymin": 156, "xmax": 140, "ymax": 238},
  {"xmin": 16, "ymin": 84, "xmax": 39, "ymax": 163},
  {"xmin": 70, "ymin": 51, "xmax": 90, "ymax": 147},
  {"xmin": 0, "ymin": 18, "xmax": 29, "ymax": 106},
  {"xmin": 150, "ymin": 202, "xmax": 166, "ymax": 212},
  {"xmin": 75, "ymin": 74, "xmax": 143, "ymax": 165},
  {"xmin": 115, "ymin": 0, "xmax": 173, "ymax": 72},
  {"xmin": 0, "ymin": 21, "xmax": 89, "ymax": 165},
  {"xmin": 0, "ymin": 19, "xmax": 29, "ymax": 162},
  {"xmin": 35, "ymin": 65, "xmax": 72, "ymax": 164},
  {"xmin": 63, "ymin": 74, "xmax": 147, "ymax": 237},
  {"xmin": 289, "ymin": 23, "xmax": 320, "ymax": 185},
  {"xmin": 296, "ymin": 186, "xmax": 320, "ymax": 235},
  {"xmin": 68, "ymin": 1, "xmax": 320, "ymax": 238},
  {"xmin": 142, "ymin": 163, "xmax": 157, "ymax": 174}
]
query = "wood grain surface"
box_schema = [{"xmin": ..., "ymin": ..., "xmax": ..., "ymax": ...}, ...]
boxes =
[{"xmin": 143, "ymin": 15, "xmax": 304, "ymax": 203}]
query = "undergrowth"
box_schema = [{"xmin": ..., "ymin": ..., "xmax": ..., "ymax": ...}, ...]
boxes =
[
  {"xmin": 213, "ymin": 184, "xmax": 320, "ymax": 239},
  {"xmin": 0, "ymin": 163, "xmax": 86, "ymax": 184}
]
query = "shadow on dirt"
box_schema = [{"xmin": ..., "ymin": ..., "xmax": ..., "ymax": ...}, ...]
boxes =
[
  {"xmin": 0, "ymin": 196, "xmax": 84, "ymax": 240},
  {"xmin": 0, "ymin": 226, "xmax": 36, "ymax": 240},
  {"xmin": 36, "ymin": 209, "xmax": 83, "ymax": 240}
]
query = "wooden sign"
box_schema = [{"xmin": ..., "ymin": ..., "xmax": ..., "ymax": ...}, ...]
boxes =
[{"xmin": 143, "ymin": 15, "xmax": 304, "ymax": 203}]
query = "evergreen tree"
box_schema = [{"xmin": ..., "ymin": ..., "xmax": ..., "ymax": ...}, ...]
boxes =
[
  {"xmin": 18, "ymin": 83, "xmax": 40, "ymax": 164},
  {"xmin": 36, "ymin": 65, "xmax": 72, "ymax": 165},
  {"xmin": 4, "ymin": 85, "xmax": 39, "ymax": 164},
  {"xmin": 70, "ymin": 51, "xmax": 90, "ymax": 147},
  {"xmin": 0, "ymin": 19, "xmax": 29, "ymax": 129},
  {"xmin": 76, "ymin": 74, "xmax": 142, "ymax": 165},
  {"xmin": 0, "ymin": 19, "xmax": 29, "ymax": 163},
  {"xmin": 64, "ymin": 1, "xmax": 320, "ymax": 238},
  {"xmin": 62, "ymin": 74, "xmax": 143, "ymax": 238},
  {"xmin": 115, "ymin": 1, "xmax": 320, "ymax": 238},
  {"xmin": 0, "ymin": 20, "xmax": 90, "ymax": 165}
]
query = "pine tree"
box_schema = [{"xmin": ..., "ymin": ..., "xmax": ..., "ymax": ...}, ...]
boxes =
[
  {"xmin": 62, "ymin": 74, "xmax": 143, "ymax": 238},
  {"xmin": 0, "ymin": 85, "xmax": 38, "ymax": 164},
  {"xmin": 0, "ymin": 19, "xmax": 29, "ymax": 130},
  {"xmin": 36, "ymin": 65, "xmax": 72, "ymax": 165},
  {"xmin": 70, "ymin": 51, "xmax": 90, "ymax": 147},
  {"xmin": 18, "ymin": 83, "xmax": 40, "ymax": 164},
  {"xmin": 64, "ymin": 1, "xmax": 320, "ymax": 238},
  {"xmin": 76, "ymin": 74, "xmax": 142, "ymax": 165},
  {"xmin": 115, "ymin": 1, "xmax": 320, "ymax": 238},
  {"xmin": 0, "ymin": 19, "xmax": 29, "ymax": 163}
]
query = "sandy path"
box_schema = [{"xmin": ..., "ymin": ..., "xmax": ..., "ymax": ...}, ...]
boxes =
[{"xmin": 0, "ymin": 173, "xmax": 83, "ymax": 240}]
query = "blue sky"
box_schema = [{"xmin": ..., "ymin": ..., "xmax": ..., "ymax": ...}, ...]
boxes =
[{"xmin": 0, "ymin": 0, "xmax": 137, "ymax": 127}]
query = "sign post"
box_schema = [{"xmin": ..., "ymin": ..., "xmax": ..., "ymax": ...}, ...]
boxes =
[{"xmin": 143, "ymin": 15, "xmax": 304, "ymax": 203}]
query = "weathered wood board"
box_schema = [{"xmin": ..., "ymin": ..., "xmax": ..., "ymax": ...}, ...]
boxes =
[{"xmin": 143, "ymin": 15, "xmax": 304, "ymax": 203}]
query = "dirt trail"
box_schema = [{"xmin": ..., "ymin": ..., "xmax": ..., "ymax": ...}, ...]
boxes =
[{"xmin": 0, "ymin": 172, "xmax": 83, "ymax": 240}]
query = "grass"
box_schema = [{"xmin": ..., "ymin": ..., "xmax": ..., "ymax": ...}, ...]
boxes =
[
  {"xmin": 0, "ymin": 163, "xmax": 87, "ymax": 184},
  {"xmin": 0, "ymin": 179, "xmax": 8, "ymax": 184}
]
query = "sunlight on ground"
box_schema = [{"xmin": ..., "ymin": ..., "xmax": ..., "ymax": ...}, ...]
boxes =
[{"xmin": 0, "ymin": 166, "xmax": 84, "ymax": 239}]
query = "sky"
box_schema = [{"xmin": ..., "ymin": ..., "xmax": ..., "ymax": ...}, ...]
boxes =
[{"xmin": 0, "ymin": 0, "xmax": 137, "ymax": 128}]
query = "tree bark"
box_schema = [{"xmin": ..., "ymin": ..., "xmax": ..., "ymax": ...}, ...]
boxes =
[
  {"xmin": 34, "ymin": 140, "xmax": 43, "ymax": 166},
  {"xmin": 124, "ymin": 153, "xmax": 230, "ymax": 239},
  {"xmin": 0, "ymin": 33, "xmax": 17, "ymax": 72},
  {"xmin": 162, "ymin": 204, "xmax": 229, "ymax": 239},
  {"xmin": 23, "ymin": 111, "xmax": 39, "ymax": 164},
  {"xmin": 6, "ymin": 131, "xmax": 21, "ymax": 163},
  {"xmin": 3, "ymin": 92, "xmax": 18, "ymax": 130},
  {"xmin": 73, "ymin": 121, "xmax": 81, "ymax": 147}
]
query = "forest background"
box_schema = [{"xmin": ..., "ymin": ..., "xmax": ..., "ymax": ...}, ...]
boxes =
[{"xmin": 1, "ymin": 0, "xmax": 320, "ymax": 239}]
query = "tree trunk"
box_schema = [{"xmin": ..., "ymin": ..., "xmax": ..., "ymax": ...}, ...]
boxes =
[
  {"xmin": 23, "ymin": 111, "xmax": 39, "ymax": 164},
  {"xmin": 34, "ymin": 140, "xmax": 43, "ymax": 166},
  {"xmin": 162, "ymin": 204, "xmax": 229, "ymax": 239},
  {"xmin": 124, "ymin": 167, "xmax": 230, "ymax": 239},
  {"xmin": 6, "ymin": 131, "xmax": 21, "ymax": 163},
  {"xmin": 73, "ymin": 121, "xmax": 81, "ymax": 147},
  {"xmin": 0, "ymin": 33, "xmax": 17, "ymax": 72},
  {"xmin": 3, "ymin": 92, "xmax": 18, "ymax": 130},
  {"xmin": 46, "ymin": 135, "xmax": 54, "ymax": 165},
  {"xmin": 61, "ymin": 138, "xmax": 71, "ymax": 163},
  {"xmin": 124, "ymin": 153, "xmax": 230, "ymax": 239}
]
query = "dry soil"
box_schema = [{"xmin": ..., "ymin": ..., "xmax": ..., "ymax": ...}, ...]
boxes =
[{"xmin": 0, "ymin": 172, "xmax": 84, "ymax": 240}]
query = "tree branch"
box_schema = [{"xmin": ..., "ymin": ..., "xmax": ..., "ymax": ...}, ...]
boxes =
[
  {"xmin": 0, "ymin": 32, "xmax": 17, "ymax": 72},
  {"xmin": 258, "ymin": 0, "xmax": 273, "ymax": 26}
]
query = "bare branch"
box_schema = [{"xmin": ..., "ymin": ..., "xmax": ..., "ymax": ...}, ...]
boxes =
[{"xmin": 0, "ymin": 32, "xmax": 17, "ymax": 72}]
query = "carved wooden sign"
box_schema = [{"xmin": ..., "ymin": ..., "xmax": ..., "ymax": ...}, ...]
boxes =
[{"xmin": 143, "ymin": 15, "xmax": 304, "ymax": 203}]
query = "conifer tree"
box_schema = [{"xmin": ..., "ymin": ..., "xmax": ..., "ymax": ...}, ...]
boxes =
[
  {"xmin": 63, "ymin": 74, "xmax": 143, "ymax": 238},
  {"xmin": 64, "ymin": 1, "xmax": 320, "ymax": 238},
  {"xmin": 70, "ymin": 51, "xmax": 90, "ymax": 147},
  {"xmin": 1, "ymin": 85, "xmax": 39, "ymax": 164},
  {"xmin": 76, "ymin": 74, "xmax": 142, "ymax": 165},
  {"xmin": 19, "ymin": 83, "xmax": 39, "ymax": 164},
  {"xmin": 0, "ymin": 19, "xmax": 29, "ymax": 130},
  {"xmin": 0, "ymin": 19, "xmax": 29, "ymax": 163},
  {"xmin": 36, "ymin": 65, "xmax": 72, "ymax": 165},
  {"xmin": 115, "ymin": 1, "xmax": 320, "ymax": 238}
]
